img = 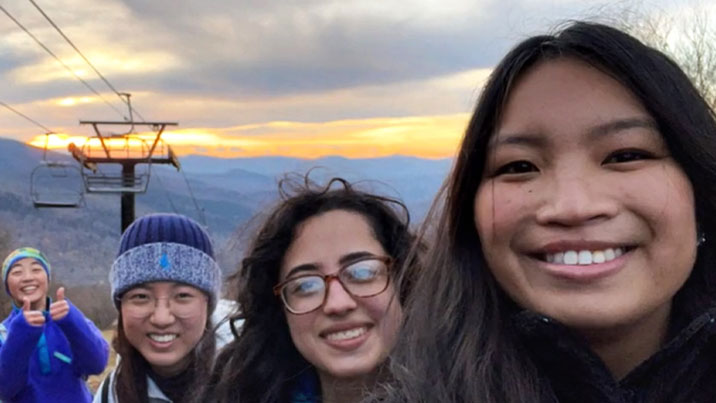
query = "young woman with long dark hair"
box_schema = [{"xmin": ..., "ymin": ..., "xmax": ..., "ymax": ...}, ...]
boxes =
[
  {"xmin": 206, "ymin": 176, "xmax": 417, "ymax": 403},
  {"xmin": 377, "ymin": 21, "xmax": 716, "ymax": 403},
  {"xmin": 94, "ymin": 213, "xmax": 221, "ymax": 403}
]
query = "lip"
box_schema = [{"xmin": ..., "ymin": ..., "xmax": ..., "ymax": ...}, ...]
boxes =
[
  {"xmin": 527, "ymin": 247, "xmax": 632, "ymax": 282},
  {"xmin": 320, "ymin": 323, "xmax": 373, "ymax": 351}
]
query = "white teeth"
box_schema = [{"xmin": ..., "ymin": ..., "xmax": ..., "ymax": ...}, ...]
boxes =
[
  {"xmin": 553, "ymin": 252, "xmax": 564, "ymax": 264},
  {"xmin": 21, "ymin": 286, "xmax": 37, "ymax": 293},
  {"xmin": 325, "ymin": 327, "xmax": 367, "ymax": 341},
  {"xmin": 564, "ymin": 251, "xmax": 578, "ymax": 265},
  {"xmin": 577, "ymin": 250, "xmax": 592, "ymax": 265},
  {"xmin": 149, "ymin": 334, "xmax": 177, "ymax": 343},
  {"xmin": 544, "ymin": 247, "xmax": 626, "ymax": 266},
  {"xmin": 592, "ymin": 251, "xmax": 605, "ymax": 264}
]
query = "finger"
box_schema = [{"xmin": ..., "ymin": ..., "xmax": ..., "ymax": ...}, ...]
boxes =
[
  {"xmin": 24, "ymin": 311, "xmax": 45, "ymax": 326},
  {"xmin": 51, "ymin": 310, "xmax": 69, "ymax": 321},
  {"xmin": 32, "ymin": 315, "xmax": 46, "ymax": 326},
  {"xmin": 50, "ymin": 301, "xmax": 69, "ymax": 320},
  {"xmin": 22, "ymin": 297, "xmax": 30, "ymax": 311},
  {"xmin": 56, "ymin": 287, "xmax": 65, "ymax": 301}
]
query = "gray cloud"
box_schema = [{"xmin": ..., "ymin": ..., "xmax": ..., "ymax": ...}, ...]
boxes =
[{"xmin": 0, "ymin": 0, "xmax": 700, "ymax": 136}]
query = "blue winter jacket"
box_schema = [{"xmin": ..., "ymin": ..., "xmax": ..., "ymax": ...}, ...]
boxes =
[{"xmin": 0, "ymin": 300, "xmax": 109, "ymax": 403}]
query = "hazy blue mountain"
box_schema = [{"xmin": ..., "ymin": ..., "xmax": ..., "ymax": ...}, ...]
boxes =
[{"xmin": 0, "ymin": 137, "xmax": 450, "ymax": 286}]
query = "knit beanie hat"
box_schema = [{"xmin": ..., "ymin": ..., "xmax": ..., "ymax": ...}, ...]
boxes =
[
  {"xmin": 2, "ymin": 247, "xmax": 51, "ymax": 294},
  {"xmin": 110, "ymin": 213, "xmax": 221, "ymax": 312}
]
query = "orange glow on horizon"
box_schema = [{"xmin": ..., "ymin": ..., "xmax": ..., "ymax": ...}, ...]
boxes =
[{"xmin": 25, "ymin": 114, "xmax": 469, "ymax": 159}]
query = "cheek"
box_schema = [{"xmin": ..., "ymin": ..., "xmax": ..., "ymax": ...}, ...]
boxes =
[
  {"xmin": 366, "ymin": 292, "xmax": 403, "ymax": 342},
  {"xmin": 285, "ymin": 313, "xmax": 314, "ymax": 349},
  {"xmin": 6, "ymin": 278, "xmax": 18, "ymax": 295},
  {"xmin": 474, "ymin": 183, "xmax": 526, "ymax": 242},
  {"xmin": 184, "ymin": 308, "xmax": 209, "ymax": 343},
  {"xmin": 120, "ymin": 313, "xmax": 142, "ymax": 345},
  {"xmin": 624, "ymin": 165, "xmax": 696, "ymax": 242}
]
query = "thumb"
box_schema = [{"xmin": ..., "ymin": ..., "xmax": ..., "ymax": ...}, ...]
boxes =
[
  {"xmin": 56, "ymin": 287, "xmax": 65, "ymax": 301},
  {"xmin": 23, "ymin": 297, "xmax": 30, "ymax": 311}
]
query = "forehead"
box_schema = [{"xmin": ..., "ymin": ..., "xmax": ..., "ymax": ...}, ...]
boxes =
[
  {"xmin": 496, "ymin": 58, "xmax": 651, "ymax": 142},
  {"xmin": 280, "ymin": 209, "xmax": 385, "ymax": 276}
]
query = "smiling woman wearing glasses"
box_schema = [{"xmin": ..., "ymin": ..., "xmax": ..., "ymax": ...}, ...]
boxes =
[
  {"xmin": 94, "ymin": 213, "xmax": 221, "ymax": 403},
  {"xmin": 206, "ymin": 176, "xmax": 417, "ymax": 403}
]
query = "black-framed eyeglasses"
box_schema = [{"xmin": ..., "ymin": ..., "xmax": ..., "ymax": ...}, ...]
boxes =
[{"xmin": 273, "ymin": 255, "xmax": 393, "ymax": 315}]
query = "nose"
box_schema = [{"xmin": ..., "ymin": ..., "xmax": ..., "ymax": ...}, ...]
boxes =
[
  {"xmin": 535, "ymin": 168, "xmax": 618, "ymax": 227},
  {"xmin": 149, "ymin": 298, "xmax": 176, "ymax": 326},
  {"xmin": 322, "ymin": 278, "xmax": 358, "ymax": 316}
]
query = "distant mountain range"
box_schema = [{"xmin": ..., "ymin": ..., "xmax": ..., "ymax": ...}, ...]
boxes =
[{"xmin": 0, "ymin": 137, "xmax": 450, "ymax": 286}]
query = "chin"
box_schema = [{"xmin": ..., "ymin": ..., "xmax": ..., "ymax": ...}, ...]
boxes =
[
  {"xmin": 541, "ymin": 305, "xmax": 640, "ymax": 333},
  {"xmin": 324, "ymin": 361, "xmax": 378, "ymax": 380}
]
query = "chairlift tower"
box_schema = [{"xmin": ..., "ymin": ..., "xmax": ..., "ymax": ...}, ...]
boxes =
[{"xmin": 69, "ymin": 119, "xmax": 180, "ymax": 233}]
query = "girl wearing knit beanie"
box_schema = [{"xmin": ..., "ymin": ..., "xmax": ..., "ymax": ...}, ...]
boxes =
[
  {"xmin": 95, "ymin": 213, "xmax": 221, "ymax": 403},
  {"xmin": 0, "ymin": 247, "xmax": 109, "ymax": 403},
  {"xmin": 205, "ymin": 177, "xmax": 419, "ymax": 403}
]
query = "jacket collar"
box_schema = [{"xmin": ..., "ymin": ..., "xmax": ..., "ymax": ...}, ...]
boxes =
[{"xmin": 512, "ymin": 306, "xmax": 716, "ymax": 402}]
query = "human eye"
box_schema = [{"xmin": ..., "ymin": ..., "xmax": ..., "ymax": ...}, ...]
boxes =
[
  {"xmin": 602, "ymin": 149, "xmax": 655, "ymax": 164},
  {"xmin": 492, "ymin": 160, "xmax": 539, "ymax": 177},
  {"xmin": 344, "ymin": 260, "xmax": 383, "ymax": 283},
  {"xmin": 125, "ymin": 292, "xmax": 151, "ymax": 304},
  {"xmin": 173, "ymin": 289, "xmax": 201, "ymax": 304},
  {"xmin": 287, "ymin": 277, "xmax": 324, "ymax": 297},
  {"xmin": 31, "ymin": 266, "xmax": 44, "ymax": 273}
]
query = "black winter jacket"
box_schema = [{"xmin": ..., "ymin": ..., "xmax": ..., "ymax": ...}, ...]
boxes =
[{"xmin": 514, "ymin": 307, "xmax": 716, "ymax": 403}]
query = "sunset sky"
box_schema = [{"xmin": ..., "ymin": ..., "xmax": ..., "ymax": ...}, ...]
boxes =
[{"xmin": 1, "ymin": 0, "xmax": 710, "ymax": 159}]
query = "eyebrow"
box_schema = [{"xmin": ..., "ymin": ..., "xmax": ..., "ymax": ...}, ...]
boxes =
[
  {"xmin": 587, "ymin": 117, "xmax": 658, "ymax": 139},
  {"xmin": 490, "ymin": 117, "xmax": 658, "ymax": 149},
  {"xmin": 283, "ymin": 251, "xmax": 379, "ymax": 279},
  {"xmin": 10, "ymin": 262, "xmax": 43, "ymax": 270}
]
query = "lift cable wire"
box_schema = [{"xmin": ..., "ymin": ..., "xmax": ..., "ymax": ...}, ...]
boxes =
[
  {"xmin": 179, "ymin": 168, "xmax": 207, "ymax": 227},
  {"xmin": 0, "ymin": 100, "xmax": 55, "ymax": 134},
  {"xmin": 0, "ymin": 4, "xmax": 126, "ymax": 120},
  {"xmin": 27, "ymin": 0, "xmax": 147, "ymax": 123},
  {"xmin": 152, "ymin": 171, "xmax": 180, "ymax": 214},
  {"xmin": 0, "ymin": 101, "xmax": 110, "ymax": 176}
]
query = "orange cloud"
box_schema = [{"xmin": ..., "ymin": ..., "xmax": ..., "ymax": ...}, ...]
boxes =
[{"xmin": 26, "ymin": 114, "xmax": 469, "ymax": 159}]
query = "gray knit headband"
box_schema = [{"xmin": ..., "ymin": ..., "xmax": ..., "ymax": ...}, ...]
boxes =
[{"xmin": 110, "ymin": 242, "xmax": 221, "ymax": 311}]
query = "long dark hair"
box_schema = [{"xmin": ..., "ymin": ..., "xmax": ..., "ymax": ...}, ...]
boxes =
[
  {"xmin": 377, "ymin": 21, "xmax": 716, "ymax": 403},
  {"xmin": 206, "ymin": 175, "xmax": 416, "ymax": 403},
  {"xmin": 112, "ymin": 303, "xmax": 216, "ymax": 403}
]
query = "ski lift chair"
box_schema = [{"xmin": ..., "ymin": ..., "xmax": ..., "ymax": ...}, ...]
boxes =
[{"xmin": 30, "ymin": 160, "xmax": 84, "ymax": 208}]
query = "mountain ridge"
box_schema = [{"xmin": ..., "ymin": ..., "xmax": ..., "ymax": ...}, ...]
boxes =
[{"xmin": 0, "ymin": 136, "xmax": 449, "ymax": 286}]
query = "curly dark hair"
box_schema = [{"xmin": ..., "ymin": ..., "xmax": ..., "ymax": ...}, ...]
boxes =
[{"xmin": 206, "ymin": 175, "xmax": 417, "ymax": 403}]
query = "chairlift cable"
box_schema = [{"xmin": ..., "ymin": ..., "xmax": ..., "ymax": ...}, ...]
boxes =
[
  {"xmin": 27, "ymin": 0, "xmax": 147, "ymax": 123},
  {"xmin": 152, "ymin": 172, "xmax": 179, "ymax": 214},
  {"xmin": 0, "ymin": 101, "xmax": 55, "ymax": 133},
  {"xmin": 180, "ymin": 168, "xmax": 208, "ymax": 227},
  {"xmin": 0, "ymin": 4, "xmax": 127, "ymax": 120}
]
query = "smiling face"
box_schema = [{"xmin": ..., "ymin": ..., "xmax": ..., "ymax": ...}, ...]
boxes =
[
  {"xmin": 6, "ymin": 257, "xmax": 49, "ymax": 310},
  {"xmin": 280, "ymin": 209, "xmax": 402, "ymax": 382},
  {"xmin": 120, "ymin": 281, "xmax": 208, "ymax": 377},
  {"xmin": 474, "ymin": 58, "xmax": 697, "ymax": 335}
]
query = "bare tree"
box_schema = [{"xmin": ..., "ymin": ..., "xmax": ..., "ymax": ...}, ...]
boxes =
[
  {"xmin": 601, "ymin": 0, "xmax": 716, "ymax": 108},
  {"xmin": 0, "ymin": 226, "xmax": 12, "ymax": 318}
]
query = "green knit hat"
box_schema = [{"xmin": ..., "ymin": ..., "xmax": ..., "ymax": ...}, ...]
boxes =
[{"xmin": 2, "ymin": 247, "xmax": 51, "ymax": 294}]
